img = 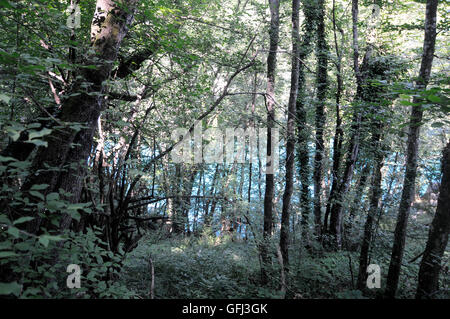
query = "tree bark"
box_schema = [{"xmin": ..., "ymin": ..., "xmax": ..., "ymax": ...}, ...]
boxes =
[
  {"xmin": 416, "ymin": 140, "xmax": 450, "ymax": 299},
  {"xmin": 261, "ymin": 0, "xmax": 280, "ymax": 285},
  {"xmin": 313, "ymin": 0, "xmax": 328, "ymax": 237},
  {"xmin": 296, "ymin": 0, "xmax": 317, "ymax": 235},
  {"xmin": 280, "ymin": 0, "xmax": 301, "ymax": 272},
  {"xmin": 328, "ymin": 0, "xmax": 372, "ymax": 249},
  {"xmin": 357, "ymin": 127, "xmax": 384, "ymax": 290},
  {"xmin": 324, "ymin": 0, "xmax": 343, "ymax": 235},
  {"xmin": 21, "ymin": 0, "xmax": 139, "ymax": 234},
  {"xmin": 384, "ymin": 0, "xmax": 438, "ymax": 298}
]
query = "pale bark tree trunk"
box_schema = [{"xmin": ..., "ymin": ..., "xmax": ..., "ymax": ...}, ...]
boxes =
[
  {"xmin": 280, "ymin": 0, "xmax": 301, "ymax": 272},
  {"xmin": 416, "ymin": 140, "xmax": 450, "ymax": 299},
  {"xmin": 384, "ymin": 0, "xmax": 438, "ymax": 298}
]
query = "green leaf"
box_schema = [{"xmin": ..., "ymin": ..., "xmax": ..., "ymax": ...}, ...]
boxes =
[
  {"xmin": 13, "ymin": 216, "xmax": 34, "ymax": 225},
  {"xmin": 0, "ymin": 251, "xmax": 19, "ymax": 258},
  {"xmin": 46, "ymin": 192, "xmax": 59, "ymax": 201},
  {"xmin": 25, "ymin": 139, "xmax": 48, "ymax": 147},
  {"xmin": 0, "ymin": 93, "xmax": 11, "ymax": 104},
  {"xmin": 7, "ymin": 227, "xmax": 20, "ymax": 238},
  {"xmin": 29, "ymin": 191, "xmax": 45, "ymax": 200},
  {"xmin": 0, "ymin": 155, "xmax": 17, "ymax": 163},
  {"xmin": 39, "ymin": 234, "xmax": 64, "ymax": 247},
  {"xmin": 30, "ymin": 184, "xmax": 49, "ymax": 191},
  {"xmin": 0, "ymin": 282, "xmax": 22, "ymax": 297},
  {"xmin": 0, "ymin": 215, "xmax": 11, "ymax": 225},
  {"xmin": 431, "ymin": 122, "xmax": 444, "ymax": 128},
  {"xmin": 28, "ymin": 128, "xmax": 52, "ymax": 140},
  {"xmin": 427, "ymin": 95, "xmax": 441, "ymax": 103},
  {"xmin": 38, "ymin": 236, "xmax": 49, "ymax": 247}
]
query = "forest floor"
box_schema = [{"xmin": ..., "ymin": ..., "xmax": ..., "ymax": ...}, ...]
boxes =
[{"xmin": 119, "ymin": 232, "xmax": 429, "ymax": 299}]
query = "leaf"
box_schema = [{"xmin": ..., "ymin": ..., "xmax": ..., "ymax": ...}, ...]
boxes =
[
  {"xmin": 7, "ymin": 227, "xmax": 20, "ymax": 238},
  {"xmin": 0, "ymin": 156, "xmax": 17, "ymax": 163},
  {"xmin": 6, "ymin": 127, "xmax": 22, "ymax": 142},
  {"xmin": 38, "ymin": 236, "xmax": 49, "ymax": 247},
  {"xmin": 0, "ymin": 215, "xmax": 11, "ymax": 225},
  {"xmin": 25, "ymin": 140, "xmax": 48, "ymax": 147},
  {"xmin": 431, "ymin": 122, "xmax": 444, "ymax": 128},
  {"xmin": 30, "ymin": 184, "xmax": 49, "ymax": 191},
  {"xmin": 0, "ymin": 282, "xmax": 22, "ymax": 297},
  {"xmin": 0, "ymin": 0, "xmax": 13, "ymax": 8},
  {"xmin": 39, "ymin": 235, "xmax": 64, "ymax": 248},
  {"xmin": 46, "ymin": 192, "xmax": 59, "ymax": 201},
  {"xmin": 13, "ymin": 216, "xmax": 34, "ymax": 225},
  {"xmin": 427, "ymin": 95, "xmax": 441, "ymax": 103},
  {"xmin": 29, "ymin": 191, "xmax": 45, "ymax": 200},
  {"xmin": 0, "ymin": 251, "xmax": 19, "ymax": 258},
  {"xmin": 0, "ymin": 93, "xmax": 11, "ymax": 104},
  {"xmin": 28, "ymin": 128, "xmax": 52, "ymax": 140}
]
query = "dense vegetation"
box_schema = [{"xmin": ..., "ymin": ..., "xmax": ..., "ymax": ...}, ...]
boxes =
[{"xmin": 0, "ymin": 0, "xmax": 448, "ymax": 299}]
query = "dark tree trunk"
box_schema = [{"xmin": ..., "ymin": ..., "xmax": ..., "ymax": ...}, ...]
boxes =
[
  {"xmin": 384, "ymin": 0, "xmax": 438, "ymax": 298},
  {"xmin": 280, "ymin": 0, "xmax": 301, "ymax": 271},
  {"xmin": 261, "ymin": 0, "xmax": 280, "ymax": 285},
  {"xmin": 296, "ymin": 0, "xmax": 317, "ymax": 234},
  {"xmin": 324, "ymin": 0, "xmax": 343, "ymax": 235},
  {"xmin": 416, "ymin": 140, "xmax": 450, "ymax": 299},
  {"xmin": 313, "ymin": 0, "xmax": 328, "ymax": 237},
  {"xmin": 357, "ymin": 127, "xmax": 384, "ymax": 290},
  {"xmin": 328, "ymin": 0, "xmax": 372, "ymax": 249}
]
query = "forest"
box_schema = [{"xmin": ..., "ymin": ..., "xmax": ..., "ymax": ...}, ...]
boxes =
[{"xmin": 0, "ymin": 0, "xmax": 449, "ymax": 300}]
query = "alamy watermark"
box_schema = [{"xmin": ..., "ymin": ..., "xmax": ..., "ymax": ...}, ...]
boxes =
[
  {"xmin": 66, "ymin": 2, "xmax": 81, "ymax": 29},
  {"xmin": 367, "ymin": 264, "xmax": 381, "ymax": 289},
  {"xmin": 66, "ymin": 264, "xmax": 81, "ymax": 288},
  {"xmin": 170, "ymin": 123, "xmax": 280, "ymax": 174}
]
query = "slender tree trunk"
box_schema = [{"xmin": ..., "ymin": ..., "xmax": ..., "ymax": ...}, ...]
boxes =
[
  {"xmin": 313, "ymin": 0, "xmax": 328, "ymax": 237},
  {"xmin": 357, "ymin": 127, "xmax": 384, "ymax": 290},
  {"xmin": 416, "ymin": 140, "xmax": 450, "ymax": 299},
  {"xmin": 296, "ymin": 0, "xmax": 317, "ymax": 236},
  {"xmin": 261, "ymin": 0, "xmax": 280, "ymax": 285},
  {"xmin": 384, "ymin": 0, "xmax": 438, "ymax": 298},
  {"xmin": 324, "ymin": 0, "xmax": 343, "ymax": 234},
  {"xmin": 280, "ymin": 0, "xmax": 301, "ymax": 272},
  {"xmin": 328, "ymin": 0, "xmax": 372, "ymax": 249}
]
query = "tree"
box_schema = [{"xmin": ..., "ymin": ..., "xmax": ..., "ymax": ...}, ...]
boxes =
[
  {"xmin": 296, "ymin": 0, "xmax": 317, "ymax": 242},
  {"xmin": 416, "ymin": 140, "xmax": 450, "ymax": 299},
  {"xmin": 20, "ymin": 0, "xmax": 140, "ymax": 234},
  {"xmin": 384, "ymin": 0, "xmax": 439, "ymax": 298},
  {"xmin": 280, "ymin": 0, "xmax": 301, "ymax": 271},
  {"xmin": 261, "ymin": 0, "xmax": 280, "ymax": 284},
  {"xmin": 313, "ymin": 0, "xmax": 328, "ymax": 237}
]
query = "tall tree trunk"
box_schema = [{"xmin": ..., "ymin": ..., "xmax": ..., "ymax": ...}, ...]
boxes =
[
  {"xmin": 313, "ymin": 0, "xmax": 328, "ymax": 237},
  {"xmin": 296, "ymin": 0, "xmax": 317, "ymax": 237},
  {"xmin": 416, "ymin": 140, "xmax": 450, "ymax": 299},
  {"xmin": 384, "ymin": 0, "xmax": 438, "ymax": 298},
  {"xmin": 324, "ymin": 0, "xmax": 343, "ymax": 234},
  {"xmin": 261, "ymin": 0, "xmax": 280, "ymax": 285},
  {"xmin": 280, "ymin": 0, "xmax": 301, "ymax": 272},
  {"xmin": 328, "ymin": 0, "xmax": 372, "ymax": 249},
  {"xmin": 21, "ymin": 0, "xmax": 138, "ymax": 234},
  {"xmin": 357, "ymin": 127, "xmax": 384, "ymax": 290}
]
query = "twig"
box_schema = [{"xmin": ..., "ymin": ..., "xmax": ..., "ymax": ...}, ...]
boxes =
[
  {"xmin": 276, "ymin": 245, "xmax": 287, "ymax": 298},
  {"xmin": 149, "ymin": 255, "xmax": 155, "ymax": 299}
]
